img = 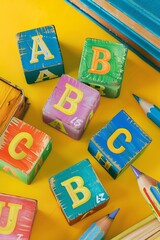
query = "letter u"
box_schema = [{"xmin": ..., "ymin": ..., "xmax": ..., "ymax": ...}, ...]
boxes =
[{"xmin": 0, "ymin": 202, "xmax": 22, "ymax": 235}]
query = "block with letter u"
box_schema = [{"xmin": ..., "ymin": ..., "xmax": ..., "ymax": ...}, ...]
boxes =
[
  {"xmin": 42, "ymin": 74, "xmax": 100, "ymax": 139},
  {"xmin": 88, "ymin": 110, "xmax": 152, "ymax": 179},
  {"xmin": 49, "ymin": 159, "xmax": 109, "ymax": 225},
  {"xmin": 0, "ymin": 117, "xmax": 52, "ymax": 184},
  {"xmin": 0, "ymin": 193, "xmax": 37, "ymax": 239}
]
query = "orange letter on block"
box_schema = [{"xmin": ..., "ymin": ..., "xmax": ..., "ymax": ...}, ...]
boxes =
[{"xmin": 88, "ymin": 47, "xmax": 111, "ymax": 74}]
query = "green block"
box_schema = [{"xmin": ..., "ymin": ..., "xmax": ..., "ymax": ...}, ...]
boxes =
[
  {"xmin": 49, "ymin": 159, "xmax": 109, "ymax": 225},
  {"xmin": 78, "ymin": 38, "xmax": 128, "ymax": 98}
]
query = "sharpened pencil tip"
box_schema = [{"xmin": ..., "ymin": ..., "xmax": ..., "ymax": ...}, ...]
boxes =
[
  {"xmin": 132, "ymin": 94, "xmax": 140, "ymax": 103},
  {"xmin": 108, "ymin": 208, "xmax": 120, "ymax": 219},
  {"xmin": 130, "ymin": 165, "xmax": 142, "ymax": 178}
]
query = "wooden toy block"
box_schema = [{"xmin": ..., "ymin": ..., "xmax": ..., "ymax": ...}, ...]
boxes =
[
  {"xmin": 0, "ymin": 193, "xmax": 37, "ymax": 239},
  {"xmin": 17, "ymin": 25, "xmax": 64, "ymax": 84},
  {"xmin": 49, "ymin": 159, "xmax": 110, "ymax": 225},
  {"xmin": 78, "ymin": 38, "xmax": 128, "ymax": 98},
  {"xmin": 0, "ymin": 77, "xmax": 29, "ymax": 135},
  {"xmin": 0, "ymin": 117, "xmax": 52, "ymax": 184},
  {"xmin": 88, "ymin": 110, "xmax": 152, "ymax": 179},
  {"xmin": 42, "ymin": 74, "xmax": 100, "ymax": 140}
]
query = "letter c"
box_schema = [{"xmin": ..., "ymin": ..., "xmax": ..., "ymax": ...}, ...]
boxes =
[
  {"xmin": 107, "ymin": 128, "xmax": 132, "ymax": 154},
  {"xmin": 8, "ymin": 132, "xmax": 33, "ymax": 160}
]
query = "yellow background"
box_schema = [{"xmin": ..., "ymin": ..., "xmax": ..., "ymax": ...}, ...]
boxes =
[{"xmin": 0, "ymin": 1, "xmax": 160, "ymax": 239}]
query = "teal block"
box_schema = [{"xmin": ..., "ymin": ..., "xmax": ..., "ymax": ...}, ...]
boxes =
[
  {"xmin": 49, "ymin": 159, "xmax": 109, "ymax": 225},
  {"xmin": 17, "ymin": 25, "xmax": 64, "ymax": 84},
  {"xmin": 88, "ymin": 110, "xmax": 152, "ymax": 179},
  {"xmin": 78, "ymin": 38, "xmax": 128, "ymax": 98}
]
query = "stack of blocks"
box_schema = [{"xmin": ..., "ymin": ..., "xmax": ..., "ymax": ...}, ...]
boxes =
[
  {"xmin": 0, "ymin": 193, "xmax": 37, "ymax": 239},
  {"xmin": 78, "ymin": 38, "xmax": 128, "ymax": 98},
  {"xmin": 88, "ymin": 110, "xmax": 152, "ymax": 179},
  {"xmin": 49, "ymin": 159, "xmax": 110, "ymax": 225},
  {"xmin": 42, "ymin": 74, "xmax": 100, "ymax": 139},
  {"xmin": 17, "ymin": 25, "xmax": 64, "ymax": 84}
]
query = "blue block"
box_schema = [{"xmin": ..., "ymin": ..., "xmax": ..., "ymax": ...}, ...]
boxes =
[
  {"xmin": 88, "ymin": 110, "xmax": 152, "ymax": 179},
  {"xmin": 49, "ymin": 159, "xmax": 109, "ymax": 225},
  {"xmin": 17, "ymin": 25, "xmax": 64, "ymax": 84}
]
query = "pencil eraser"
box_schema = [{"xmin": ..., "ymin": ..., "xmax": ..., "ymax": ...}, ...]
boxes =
[
  {"xmin": 0, "ymin": 193, "xmax": 37, "ymax": 239},
  {"xmin": 88, "ymin": 110, "xmax": 152, "ymax": 179},
  {"xmin": 49, "ymin": 159, "xmax": 110, "ymax": 225},
  {"xmin": 42, "ymin": 74, "xmax": 100, "ymax": 140},
  {"xmin": 78, "ymin": 38, "xmax": 128, "ymax": 98},
  {"xmin": 0, "ymin": 117, "xmax": 52, "ymax": 184},
  {"xmin": 16, "ymin": 25, "xmax": 64, "ymax": 84}
]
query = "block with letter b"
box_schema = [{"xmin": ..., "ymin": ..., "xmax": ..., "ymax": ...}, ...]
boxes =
[
  {"xmin": 0, "ymin": 193, "xmax": 37, "ymax": 239},
  {"xmin": 0, "ymin": 117, "xmax": 52, "ymax": 184},
  {"xmin": 42, "ymin": 74, "xmax": 100, "ymax": 139},
  {"xmin": 78, "ymin": 38, "xmax": 128, "ymax": 98},
  {"xmin": 49, "ymin": 159, "xmax": 109, "ymax": 225},
  {"xmin": 88, "ymin": 110, "xmax": 152, "ymax": 179},
  {"xmin": 17, "ymin": 25, "xmax": 64, "ymax": 84}
]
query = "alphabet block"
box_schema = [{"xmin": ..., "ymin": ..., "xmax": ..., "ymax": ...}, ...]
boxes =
[
  {"xmin": 78, "ymin": 38, "xmax": 128, "ymax": 98},
  {"xmin": 0, "ymin": 117, "xmax": 52, "ymax": 184},
  {"xmin": 49, "ymin": 159, "xmax": 109, "ymax": 225},
  {"xmin": 17, "ymin": 25, "xmax": 64, "ymax": 84},
  {"xmin": 42, "ymin": 74, "xmax": 100, "ymax": 139},
  {"xmin": 0, "ymin": 193, "xmax": 37, "ymax": 239},
  {"xmin": 88, "ymin": 110, "xmax": 152, "ymax": 179}
]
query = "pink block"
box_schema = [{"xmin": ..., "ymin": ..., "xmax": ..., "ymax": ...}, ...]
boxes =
[
  {"xmin": 42, "ymin": 74, "xmax": 100, "ymax": 139},
  {"xmin": 0, "ymin": 193, "xmax": 37, "ymax": 239}
]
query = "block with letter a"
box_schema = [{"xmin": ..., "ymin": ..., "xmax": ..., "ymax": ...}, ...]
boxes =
[
  {"xmin": 16, "ymin": 25, "xmax": 64, "ymax": 84},
  {"xmin": 0, "ymin": 193, "xmax": 37, "ymax": 239},
  {"xmin": 0, "ymin": 117, "xmax": 52, "ymax": 184},
  {"xmin": 49, "ymin": 159, "xmax": 109, "ymax": 225},
  {"xmin": 42, "ymin": 74, "xmax": 100, "ymax": 139},
  {"xmin": 88, "ymin": 110, "xmax": 152, "ymax": 178},
  {"xmin": 78, "ymin": 38, "xmax": 128, "ymax": 98}
]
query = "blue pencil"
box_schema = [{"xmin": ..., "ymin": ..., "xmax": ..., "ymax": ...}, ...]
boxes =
[
  {"xmin": 79, "ymin": 208, "xmax": 120, "ymax": 240},
  {"xmin": 133, "ymin": 94, "xmax": 160, "ymax": 127}
]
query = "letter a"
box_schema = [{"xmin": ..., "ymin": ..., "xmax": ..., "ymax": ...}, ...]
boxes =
[
  {"xmin": 88, "ymin": 46, "xmax": 111, "ymax": 74},
  {"xmin": 0, "ymin": 202, "xmax": 22, "ymax": 235},
  {"xmin": 30, "ymin": 35, "xmax": 54, "ymax": 64},
  {"xmin": 61, "ymin": 176, "xmax": 91, "ymax": 208},
  {"xmin": 54, "ymin": 83, "xmax": 83, "ymax": 115}
]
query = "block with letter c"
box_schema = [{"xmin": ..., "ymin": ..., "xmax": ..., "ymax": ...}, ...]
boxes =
[
  {"xmin": 0, "ymin": 117, "xmax": 52, "ymax": 184},
  {"xmin": 88, "ymin": 110, "xmax": 152, "ymax": 179}
]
